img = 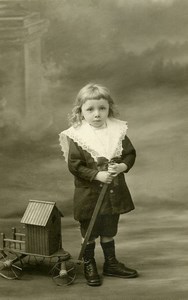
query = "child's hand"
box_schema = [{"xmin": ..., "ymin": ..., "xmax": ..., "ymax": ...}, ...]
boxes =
[
  {"xmin": 108, "ymin": 163, "xmax": 127, "ymax": 177},
  {"xmin": 94, "ymin": 171, "xmax": 113, "ymax": 184}
]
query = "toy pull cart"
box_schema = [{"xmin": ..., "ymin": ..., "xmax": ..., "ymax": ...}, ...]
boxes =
[
  {"xmin": 0, "ymin": 200, "xmax": 75, "ymax": 285},
  {"xmin": 0, "ymin": 185, "xmax": 108, "ymax": 285}
]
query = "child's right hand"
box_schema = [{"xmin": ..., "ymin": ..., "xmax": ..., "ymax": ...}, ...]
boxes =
[{"xmin": 94, "ymin": 171, "xmax": 113, "ymax": 184}]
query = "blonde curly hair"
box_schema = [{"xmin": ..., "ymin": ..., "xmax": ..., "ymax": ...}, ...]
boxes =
[{"xmin": 69, "ymin": 83, "xmax": 119, "ymax": 127}]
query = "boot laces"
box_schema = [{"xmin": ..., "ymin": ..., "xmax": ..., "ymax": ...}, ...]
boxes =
[{"xmin": 85, "ymin": 259, "xmax": 98, "ymax": 273}]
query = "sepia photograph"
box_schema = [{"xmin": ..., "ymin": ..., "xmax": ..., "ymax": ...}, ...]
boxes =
[{"xmin": 0, "ymin": 0, "xmax": 187, "ymax": 299}]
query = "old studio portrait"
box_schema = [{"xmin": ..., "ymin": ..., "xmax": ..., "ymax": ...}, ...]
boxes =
[{"xmin": 0, "ymin": 1, "xmax": 187, "ymax": 299}]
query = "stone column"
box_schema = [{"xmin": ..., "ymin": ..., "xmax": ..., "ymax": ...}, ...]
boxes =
[{"xmin": 0, "ymin": 0, "xmax": 48, "ymax": 133}]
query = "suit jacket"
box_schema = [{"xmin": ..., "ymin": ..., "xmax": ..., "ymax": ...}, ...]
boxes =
[{"xmin": 68, "ymin": 135, "xmax": 136, "ymax": 221}]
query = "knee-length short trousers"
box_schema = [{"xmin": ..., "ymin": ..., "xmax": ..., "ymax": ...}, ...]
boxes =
[{"xmin": 79, "ymin": 214, "xmax": 120, "ymax": 241}]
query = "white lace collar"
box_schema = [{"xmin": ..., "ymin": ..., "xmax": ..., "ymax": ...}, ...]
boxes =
[{"xmin": 59, "ymin": 118, "xmax": 128, "ymax": 163}]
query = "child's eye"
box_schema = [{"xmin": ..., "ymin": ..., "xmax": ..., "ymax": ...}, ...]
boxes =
[
  {"xmin": 100, "ymin": 106, "xmax": 106, "ymax": 110},
  {"xmin": 86, "ymin": 107, "xmax": 93, "ymax": 111}
]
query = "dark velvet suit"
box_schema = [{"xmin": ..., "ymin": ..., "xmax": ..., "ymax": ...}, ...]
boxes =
[{"xmin": 68, "ymin": 135, "xmax": 136, "ymax": 221}]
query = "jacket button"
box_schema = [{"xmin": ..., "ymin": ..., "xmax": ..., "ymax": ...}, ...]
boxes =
[
  {"xmin": 110, "ymin": 189, "xmax": 113, "ymax": 193},
  {"xmin": 100, "ymin": 183, "xmax": 103, "ymax": 187}
]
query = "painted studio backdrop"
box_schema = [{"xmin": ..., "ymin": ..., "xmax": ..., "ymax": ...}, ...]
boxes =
[{"xmin": 0, "ymin": 1, "xmax": 187, "ymax": 299}]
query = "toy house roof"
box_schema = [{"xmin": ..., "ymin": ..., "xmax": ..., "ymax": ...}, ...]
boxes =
[{"xmin": 21, "ymin": 200, "xmax": 63, "ymax": 227}]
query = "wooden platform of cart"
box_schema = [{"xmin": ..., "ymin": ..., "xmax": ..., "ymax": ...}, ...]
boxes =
[{"xmin": 0, "ymin": 227, "xmax": 70, "ymax": 261}]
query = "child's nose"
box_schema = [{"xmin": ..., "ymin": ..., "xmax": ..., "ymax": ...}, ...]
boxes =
[{"xmin": 94, "ymin": 110, "xmax": 100, "ymax": 117}]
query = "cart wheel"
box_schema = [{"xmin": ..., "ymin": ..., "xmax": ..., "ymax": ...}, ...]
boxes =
[
  {"xmin": 51, "ymin": 259, "xmax": 76, "ymax": 286},
  {"xmin": 0, "ymin": 250, "xmax": 7, "ymax": 260},
  {"xmin": 0, "ymin": 250, "xmax": 22, "ymax": 280}
]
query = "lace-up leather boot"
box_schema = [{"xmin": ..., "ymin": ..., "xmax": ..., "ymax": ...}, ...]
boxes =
[
  {"xmin": 101, "ymin": 240, "xmax": 138, "ymax": 278},
  {"xmin": 83, "ymin": 242, "xmax": 101, "ymax": 286}
]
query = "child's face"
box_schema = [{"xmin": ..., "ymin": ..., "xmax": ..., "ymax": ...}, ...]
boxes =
[{"xmin": 81, "ymin": 98, "xmax": 109, "ymax": 128}]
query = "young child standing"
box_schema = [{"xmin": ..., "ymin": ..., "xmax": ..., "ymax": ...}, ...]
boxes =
[{"xmin": 59, "ymin": 83, "xmax": 138, "ymax": 286}]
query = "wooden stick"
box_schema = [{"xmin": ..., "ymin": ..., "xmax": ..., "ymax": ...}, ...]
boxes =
[
  {"xmin": 78, "ymin": 183, "xmax": 109, "ymax": 261},
  {"xmin": 12, "ymin": 228, "xmax": 16, "ymax": 240},
  {"xmin": 0, "ymin": 233, "xmax": 5, "ymax": 249},
  {"xmin": 4, "ymin": 238, "xmax": 25, "ymax": 244}
]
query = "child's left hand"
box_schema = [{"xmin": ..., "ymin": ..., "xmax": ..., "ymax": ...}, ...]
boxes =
[{"xmin": 108, "ymin": 163, "xmax": 127, "ymax": 176}]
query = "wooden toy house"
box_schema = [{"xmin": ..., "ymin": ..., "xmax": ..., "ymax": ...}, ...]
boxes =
[{"xmin": 21, "ymin": 200, "xmax": 63, "ymax": 255}]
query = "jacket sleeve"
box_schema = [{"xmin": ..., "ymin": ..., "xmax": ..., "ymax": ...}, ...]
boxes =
[
  {"xmin": 68, "ymin": 138, "xmax": 98, "ymax": 182},
  {"xmin": 121, "ymin": 136, "xmax": 136, "ymax": 173}
]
